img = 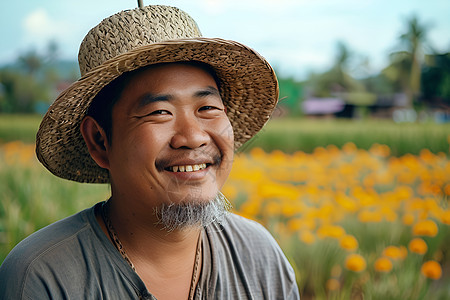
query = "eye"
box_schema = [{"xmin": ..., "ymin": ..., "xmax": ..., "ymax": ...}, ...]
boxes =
[
  {"xmin": 199, "ymin": 106, "xmax": 222, "ymax": 111},
  {"xmin": 150, "ymin": 110, "xmax": 171, "ymax": 115}
]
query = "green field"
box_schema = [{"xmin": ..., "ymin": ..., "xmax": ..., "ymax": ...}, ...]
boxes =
[
  {"xmin": 247, "ymin": 118, "xmax": 450, "ymax": 156},
  {"xmin": 1, "ymin": 114, "xmax": 449, "ymax": 156}
]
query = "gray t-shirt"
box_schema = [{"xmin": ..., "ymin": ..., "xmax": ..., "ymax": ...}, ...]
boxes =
[{"xmin": 0, "ymin": 202, "xmax": 299, "ymax": 299}]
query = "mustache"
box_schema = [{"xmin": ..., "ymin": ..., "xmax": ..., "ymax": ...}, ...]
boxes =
[{"xmin": 155, "ymin": 151, "xmax": 223, "ymax": 172}]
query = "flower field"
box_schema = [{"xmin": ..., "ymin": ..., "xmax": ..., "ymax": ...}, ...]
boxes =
[
  {"xmin": 1, "ymin": 140, "xmax": 449, "ymax": 298},
  {"xmin": 222, "ymin": 144, "xmax": 450, "ymax": 299}
]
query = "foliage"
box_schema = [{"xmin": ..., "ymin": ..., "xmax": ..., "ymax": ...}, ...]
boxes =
[
  {"xmin": 0, "ymin": 42, "xmax": 79, "ymax": 114},
  {"xmin": 0, "ymin": 70, "xmax": 49, "ymax": 113},
  {"xmin": 422, "ymin": 53, "xmax": 450, "ymax": 105}
]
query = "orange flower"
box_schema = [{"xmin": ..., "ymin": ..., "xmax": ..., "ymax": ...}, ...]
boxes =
[
  {"xmin": 358, "ymin": 210, "xmax": 383, "ymax": 223},
  {"xmin": 326, "ymin": 278, "xmax": 340, "ymax": 291},
  {"xmin": 345, "ymin": 254, "xmax": 366, "ymax": 272},
  {"xmin": 421, "ymin": 261, "xmax": 442, "ymax": 280},
  {"xmin": 299, "ymin": 230, "xmax": 316, "ymax": 245},
  {"xmin": 374, "ymin": 257, "xmax": 393, "ymax": 273},
  {"xmin": 402, "ymin": 213, "xmax": 415, "ymax": 225},
  {"xmin": 340, "ymin": 235, "xmax": 359, "ymax": 251},
  {"xmin": 440, "ymin": 210, "xmax": 450, "ymax": 225},
  {"xmin": 317, "ymin": 225, "xmax": 346, "ymax": 239},
  {"xmin": 413, "ymin": 219, "xmax": 438, "ymax": 237},
  {"xmin": 383, "ymin": 246, "xmax": 407, "ymax": 260},
  {"xmin": 408, "ymin": 238, "xmax": 428, "ymax": 255}
]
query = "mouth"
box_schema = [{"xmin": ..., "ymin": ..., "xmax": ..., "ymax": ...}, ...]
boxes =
[
  {"xmin": 165, "ymin": 163, "xmax": 211, "ymax": 173},
  {"xmin": 156, "ymin": 153, "xmax": 222, "ymax": 174}
]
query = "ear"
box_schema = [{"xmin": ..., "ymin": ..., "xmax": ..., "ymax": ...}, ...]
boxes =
[{"xmin": 80, "ymin": 116, "xmax": 110, "ymax": 170}]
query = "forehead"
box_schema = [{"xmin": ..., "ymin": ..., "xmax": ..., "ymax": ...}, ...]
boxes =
[
  {"xmin": 127, "ymin": 62, "xmax": 219, "ymax": 90},
  {"xmin": 115, "ymin": 62, "xmax": 221, "ymax": 106}
]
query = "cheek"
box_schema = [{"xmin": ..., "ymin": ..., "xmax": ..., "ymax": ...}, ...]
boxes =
[
  {"xmin": 212, "ymin": 119, "xmax": 234, "ymax": 184},
  {"xmin": 213, "ymin": 118, "xmax": 234, "ymax": 153}
]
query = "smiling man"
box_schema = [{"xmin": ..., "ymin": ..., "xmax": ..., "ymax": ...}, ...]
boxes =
[{"xmin": 0, "ymin": 5, "xmax": 299, "ymax": 300}]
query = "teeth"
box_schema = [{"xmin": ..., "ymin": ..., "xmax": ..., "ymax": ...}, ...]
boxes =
[{"xmin": 170, "ymin": 163, "xmax": 207, "ymax": 172}]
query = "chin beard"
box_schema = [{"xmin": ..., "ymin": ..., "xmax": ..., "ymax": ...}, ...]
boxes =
[{"xmin": 153, "ymin": 192, "xmax": 232, "ymax": 232}]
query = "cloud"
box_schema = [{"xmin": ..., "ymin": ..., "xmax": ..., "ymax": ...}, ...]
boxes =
[{"xmin": 23, "ymin": 9, "xmax": 56, "ymax": 38}]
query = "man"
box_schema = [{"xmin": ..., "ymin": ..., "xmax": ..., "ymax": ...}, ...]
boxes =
[{"xmin": 0, "ymin": 5, "xmax": 299, "ymax": 299}]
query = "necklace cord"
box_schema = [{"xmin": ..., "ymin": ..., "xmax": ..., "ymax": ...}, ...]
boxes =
[{"xmin": 101, "ymin": 201, "xmax": 202, "ymax": 300}]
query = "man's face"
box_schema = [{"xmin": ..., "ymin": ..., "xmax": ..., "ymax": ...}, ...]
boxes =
[{"xmin": 106, "ymin": 63, "xmax": 234, "ymax": 211}]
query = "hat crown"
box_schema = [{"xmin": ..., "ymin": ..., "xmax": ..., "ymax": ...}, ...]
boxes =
[{"xmin": 78, "ymin": 5, "xmax": 202, "ymax": 76}]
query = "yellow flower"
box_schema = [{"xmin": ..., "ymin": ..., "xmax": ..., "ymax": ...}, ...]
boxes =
[
  {"xmin": 358, "ymin": 210, "xmax": 382, "ymax": 223},
  {"xmin": 339, "ymin": 235, "xmax": 359, "ymax": 251},
  {"xmin": 330, "ymin": 265, "xmax": 342, "ymax": 277},
  {"xmin": 440, "ymin": 210, "xmax": 450, "ymax": 225},
  {"xmin": 444, "ymin": 183, "xmax": 450, "ymax": 196},
  {"xmin": 288, "ymin": 218, "xmax": 315, "ymax": 232},
  {"xmin": 383, "ymin": 246, "xmax": 407, "ymax": 260},
  {"xmin": 374, "ymin": 257, "xmax": 393, "ymax": 273},
  {"xmin": 402, "ymin": 213, "xmax": 415, "ymax": 225},
  {"xmin": 317, "ymin": 225, "xmax": 346, "ymax": 239},
  {"xmin": 299, "ymin": 230, "xmax": 316, "ymax": 245},
  {"xmin": 249, "ymin": 147, "xmax": 266, "ymax": 159},
  {"xmin": 345, "ymin": 254, "xmax": 366, "ymax": 272},
  {"xmin": 421, "ymin": 261, "xmax": 442, "ymax": 280},
  {"xmin": 221, "ymin": 184, "xmax": 238, "ymax": 200},
  {"xmin": 326, "ymin": 278, "xmax": 340, "ymax": 291},
  {"xmin": 408, "ymin": 238, "xmax": 428, "ymax": 255},
  {"xmin": 413, "ymin": 219, "xmax": 438, "ymax": 237}
]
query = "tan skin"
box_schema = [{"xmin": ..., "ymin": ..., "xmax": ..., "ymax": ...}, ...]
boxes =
[{"xmin": 80, "ymin": 64, "xmax": 234, "ymax": 299}]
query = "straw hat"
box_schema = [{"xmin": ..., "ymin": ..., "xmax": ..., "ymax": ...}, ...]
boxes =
[{"xmin": 35, "ymin": 5, "xmax": 279, "ymax": 183}]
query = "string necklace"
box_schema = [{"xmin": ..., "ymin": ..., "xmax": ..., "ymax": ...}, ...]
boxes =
[{"xmin": 101, "ymin": 201, "xmax": 202, "ymax": 300}]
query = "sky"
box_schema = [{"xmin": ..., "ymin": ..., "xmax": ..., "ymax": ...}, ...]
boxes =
[{"xmin": 1, "ymin": 0, "xmax": 449, "ymax": 80}]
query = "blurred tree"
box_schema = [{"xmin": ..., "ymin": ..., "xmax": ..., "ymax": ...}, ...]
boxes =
[
  {"xmin": 421, "ymin": 53, "xmax": 450, "ymax": 105},
  {"xmin": 18, "ymin": 49, "xmax": 43, "ymax": 76},
  {"xmin": 400, "ymin": 15, "xmax": 428, "ymax": 105},
  {"xmin": 307, "ymin": 41, "xmax": 365, "ymax": 97},
  {"xmin": 385, "ymin": 15, "xmax": 430, "ymax": 108},
  {"xmin": 0, "ymin": 69, "xmax": 49, "ymax": 113},
  {"xmin": 46, "ymin": 40, "xmax": 59, "ymax": 64}
]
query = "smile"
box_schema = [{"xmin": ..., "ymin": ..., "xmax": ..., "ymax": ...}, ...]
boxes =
[{"xmin": 168, "ymin": 163, "xmax": 208, "ymax": 172}]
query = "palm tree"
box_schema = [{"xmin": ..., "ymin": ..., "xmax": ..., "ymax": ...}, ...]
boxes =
[{"xmin": 399, "ymin": 15, "xmax": 429, "ymax": 107}]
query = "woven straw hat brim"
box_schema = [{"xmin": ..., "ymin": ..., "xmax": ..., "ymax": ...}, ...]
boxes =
[{"xmin": 36, "ymin": 37, "xmax": 278, "ymax": 183}]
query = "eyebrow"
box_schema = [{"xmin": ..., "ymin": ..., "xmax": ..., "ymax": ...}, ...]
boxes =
[
  {"xmin": 137, "ymin": 94, "xmax": 172, "ymax": 108},
  {"xmin": 194, "ymin": 86, "xmax": 221, "ymax": 98},
  {"xmin": 137, "ymin": 86, "xmax": 221, "ymax": 108}
]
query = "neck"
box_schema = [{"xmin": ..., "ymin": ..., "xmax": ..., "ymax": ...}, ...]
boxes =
[
  {"xmin": 97, "ymin": 198, "xmax": 203, "ymax": 299},
  {"xmin": 106, "ymin": 197, "xmax": 202, "ymax": 261}
]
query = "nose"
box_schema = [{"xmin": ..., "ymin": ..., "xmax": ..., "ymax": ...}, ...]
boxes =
[{"xmin": 170, "ymin": 115, "xmax": 210, "ymax": 149}]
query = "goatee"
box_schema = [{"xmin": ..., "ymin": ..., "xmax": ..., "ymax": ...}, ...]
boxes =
[{"xmin": 153, "ymin": 192, "xmax": 231, "ymax": 232}]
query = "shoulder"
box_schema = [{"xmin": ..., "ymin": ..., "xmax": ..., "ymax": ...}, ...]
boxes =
[
  {"xmin": 219, "ymin": 213, "xmax": 280, "ymax": 249},
  {"xmin": 0, "ymin": 205, "xmax": 97, "ymax": 299},
  {"xmin": 209, "ymin": 212, "xmax": 289, "ymax": 268},
  {"xmin": 207, "ymin": 213, "xmax": 300, "ymax": 299}
]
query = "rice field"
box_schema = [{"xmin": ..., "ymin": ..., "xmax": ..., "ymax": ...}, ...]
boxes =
[{"xmin": 1, "ymin": 140, "xmax": 449, "ymax": 298}]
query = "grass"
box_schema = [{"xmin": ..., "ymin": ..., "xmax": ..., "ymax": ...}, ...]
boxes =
[
  {"xmin": 245, "ymin": 118, "xmax": 450, "ymax": 156},
  {"xmin": 1, "ymin": 114, "xmax": 449, "ymax": 156},
  {"xmin": 0, "ymin": 114, "xmax": 42, "ymax": 143},
  {"xmin": 0, "ymin": 144, "xmax": 109, "ymax": 261}
]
